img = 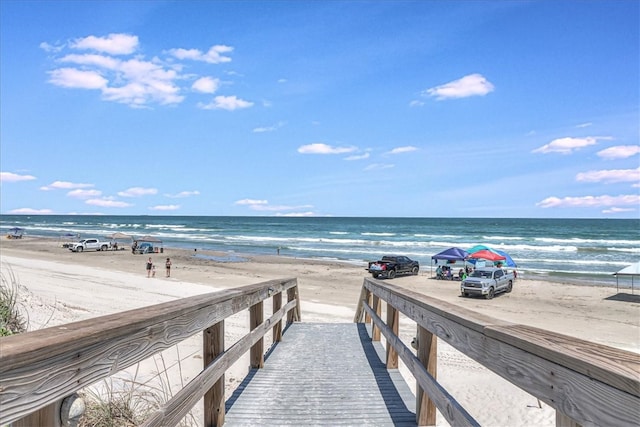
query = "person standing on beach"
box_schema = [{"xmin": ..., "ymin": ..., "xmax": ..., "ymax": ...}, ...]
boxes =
[
  {"xmin": 146, "ymin": 257, "xmax": 153, "ymax": 278},
  {"xmin": 165, "ymin": 257, "xmax": 172, "ymax": 277}
]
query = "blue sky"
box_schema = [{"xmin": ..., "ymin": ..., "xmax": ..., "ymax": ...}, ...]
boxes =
[{"xmin": 1, "ymin": 1, "xmax": 638, "ymax": 218}]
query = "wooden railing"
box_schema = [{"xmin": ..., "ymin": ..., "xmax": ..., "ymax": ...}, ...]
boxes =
[
  {"xmin": 354, "ymin": 277, "xmax": 640, "ymax": 427},
  {"xmin": 0, "ymin": 278, "xmax": 301, "ymax": 426}
]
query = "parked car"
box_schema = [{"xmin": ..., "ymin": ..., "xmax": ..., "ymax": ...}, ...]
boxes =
[
  {"xmin": 69, "ymin": 239, "xmax": 109, "ymax": 253},
  {"xmin": 460, "ymin": 267, "xmax": 515, "ymax": 299},
  {"xmin": 367, "ymin": 255, "xmax": 419, "ymax": 279}
]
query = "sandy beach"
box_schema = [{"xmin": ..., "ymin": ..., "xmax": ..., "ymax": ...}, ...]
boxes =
[{"xmin": 2, "ymin": 237, "xmax": 639, "ymax": 426}]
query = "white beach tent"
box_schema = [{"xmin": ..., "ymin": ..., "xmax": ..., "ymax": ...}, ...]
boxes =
[{"xmin": 613, "ymin": 261, "xmax": 640, "ymax": 294}]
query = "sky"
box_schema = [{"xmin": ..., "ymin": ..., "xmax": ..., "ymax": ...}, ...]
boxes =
[{"xmin": 1, "ymin": 1, "xmax": 638, "ymax": 218}]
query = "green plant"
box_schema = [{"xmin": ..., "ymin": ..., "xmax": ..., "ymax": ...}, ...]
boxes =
[
  {"xmin": 0, "ymin": 268, "xmax": 27, "ymax": 336},
  {"xmin": 79, "ymin": 348, "xmax": 198, "ymax": 426}
]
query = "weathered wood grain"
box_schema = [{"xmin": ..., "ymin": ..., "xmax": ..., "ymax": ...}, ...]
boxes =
[
  {"xmin": 363, "ymin": 278, "xmax": 640, "ymax": 427},
  {"xmin": 223, "ymin": 323, "xmax": 417, "ymax": 426},
  {"xmin": 362, "ymin": 302, "xmax": 479, "ymax": 427},
  {"xmin": 141, "ymin": 299, "xmax": 297, "ymax": 427},
  {"xmin": 0, "ymin": 278, "xmax": 298, "ymax": 425}
]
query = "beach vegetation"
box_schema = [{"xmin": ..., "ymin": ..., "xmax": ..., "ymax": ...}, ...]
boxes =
[
  {"xmin": 79, "ymin": 349, "xmax": 197, "ymax": 426},
  {"xmin": 0, "ymin": 268, "xmax": 27, "ymax": 336}
]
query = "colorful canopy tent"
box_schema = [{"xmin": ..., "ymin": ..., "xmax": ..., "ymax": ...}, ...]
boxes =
[
  {"xmin": 431, "ymin": 247, "xmax": 469, "ymax": 261},
  {"xmin": 467, "ymin": 245, "xmax": 517, "ymax": 267},
  {"xmin": 469, "ymin": 249, "xmax": 506, "ymax": 262},
  {"xmin": 613, "ymin": 261, "xmax": 640, "ymax": 294},
  {"xmin": 494, "ymin": 250, "xmax": 517, "ymax": 267}
]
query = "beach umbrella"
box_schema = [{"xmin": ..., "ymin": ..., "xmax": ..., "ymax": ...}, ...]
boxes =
[
  {"xmin": 107, "ymin": 232, "xmax": 132, "ymax": 240},
  {"xmin": 468, "ymin": 249, "xmax": 506, "ymax": 262}
]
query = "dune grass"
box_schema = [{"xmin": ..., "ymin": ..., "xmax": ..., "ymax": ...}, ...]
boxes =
[{"xmin": 0, "ymin": 268, "xmax": 27, "ymax": 336}]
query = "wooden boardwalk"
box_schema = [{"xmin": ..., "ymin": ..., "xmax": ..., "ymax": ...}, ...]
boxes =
[{"xmin": 224, "ymin": 323, "xmax": 417, "ymax": 426}]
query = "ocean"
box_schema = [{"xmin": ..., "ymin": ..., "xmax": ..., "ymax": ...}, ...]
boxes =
[{"xmin": 1, "ymin": 215, "xmax": 638, "ymax": 287}]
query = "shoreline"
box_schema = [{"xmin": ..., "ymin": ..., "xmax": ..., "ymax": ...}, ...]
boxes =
[
  {"xmin": 2, "ymin": 234, "xmax": 633, "ymax": 290},
  {"xmin": 2, "ymin": 235, "xmax": 639, "ymax": 426}
]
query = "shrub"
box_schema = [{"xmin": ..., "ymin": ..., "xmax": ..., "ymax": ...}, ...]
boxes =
[{"xmin": 0, "ymin": 268, "xmax": 27, "ymax": 336}]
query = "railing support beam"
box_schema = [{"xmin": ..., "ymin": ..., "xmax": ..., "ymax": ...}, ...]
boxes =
[
  {"xmin": 250, "ymin": 301, "xmax": 264, "ymax": 368},
  {"xmin": 416, "ymin": 325, "xmax": 437, "ymax": 426},
  {"xmin": 273, "ymin": 291, "xmax": 283, "ymax": 342},
  {"xmin": 386, "ymin": 303, "xmax": 399, "ymax": 369},
  {"xmin": 204, "ymin": 321, "xmax": 225, "ymax": 427}
]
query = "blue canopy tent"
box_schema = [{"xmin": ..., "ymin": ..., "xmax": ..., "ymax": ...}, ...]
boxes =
[
  {"xmin": 431, "ymin": 247, "xmax": 470, "ymax": 261},
  {"xmin": 431, "ymin": 247, "xmax": 470, "ymax": 278}
]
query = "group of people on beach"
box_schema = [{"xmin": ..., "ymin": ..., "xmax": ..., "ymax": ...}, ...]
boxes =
[
  {"xmin": 146, "ymin": 257, "xmax": 172, "ymax": 278},
  {"xmin": 436, "ymin": 265, "xmax": 473, "ymax": 280}
]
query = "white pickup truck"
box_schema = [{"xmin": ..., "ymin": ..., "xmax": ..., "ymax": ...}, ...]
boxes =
[
  {"xmin": 69, "ymin": 238, "xmax": 110, "ymax": 253},
  {"xmin": 460, "ymin": 267, "xmax": 515, "ymax": 299}
]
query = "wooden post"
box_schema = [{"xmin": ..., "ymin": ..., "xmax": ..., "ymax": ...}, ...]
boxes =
[
  {"xmin": 273, "ymin": 291, "xmax": 283, "ymax": 342},
  {"xmin": 556, "ymin": 411, "xmax": 583, "ymax": 427},
  {"xmin": 250, "ymin": 301, "xmax": 264, "ymax": 368},
  {"xmin": 204, "ymin": 321, "xmax": 225, "ymax": 427},
  {"xmin": 286, "ymin": 286, "xmax": 301, "ymax": 323},
  {"xmin": 364, "ymin": 289, "xmax": 372, "ymax": 324},
  {"xmin": 416, "ymin": 325, "xmax": 437, "ymax": 426},
  {"xmin": 386, "ymin": 303, "xmax": 399, "ymax": 369},
  {"xmin": 12, "ymin": 400, "xmax": 61, "ymax": 427},
  {"xmin": 372, "ymin": 294, "xmax": 381, "ymax": 341}
]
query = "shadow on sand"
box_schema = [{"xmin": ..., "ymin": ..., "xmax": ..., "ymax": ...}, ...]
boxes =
[{"xmin": 605, "ymin": 293, "xmax": 640, "ymax": 304}]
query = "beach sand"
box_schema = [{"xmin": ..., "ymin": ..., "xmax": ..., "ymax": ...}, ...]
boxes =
[{"xmin": 2, "ymin": 237, "xmax": 639, "ymax": 426}]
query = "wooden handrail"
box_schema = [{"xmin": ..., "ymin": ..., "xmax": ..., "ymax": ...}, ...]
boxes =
[
  {"xmin": 355, "ymin": 277, "xmax": 640, "ymax": 427},
  {"xmin": 0, "ymin": 278, "xmax": 300, "ymax": 426}
]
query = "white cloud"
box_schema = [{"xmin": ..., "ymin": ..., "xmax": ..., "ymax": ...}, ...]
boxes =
[
  {"xmin": 576, "ymin": 167, "xmax": 640, "ymax": 184},
  {"xmin": 67, "ymin": 189, "xmax": 102, "ymax": 198},
  {"xmin": 387, "ymin": 146, "xmax": 418, "ymax": 154},
  {"xmin": 275, "ymin": 211, "xmax": 317, "ymax": 217},
  {"xmin": 168, "ymin": 45, "xmax": 233, "ymax": 64},
  {"xmin": 8, "ymin": 208, "xmax": 54, "ymax": 214},
  {"xmin": 165, "ymin": 190, "xmax": 200, "ymax": 198},
  {"xmin": 597, "ymin": 145, "xmax": 640, "ymax": 160},
  {"xmin": 85, "ymin": 198, "xmax": 132, "ymax": 208},
  {"xmin": 235, "ymin": 199, "xmax": 268, "ymax": 205},
  {"xmin": 40, "ymin": 42, "xmax": 63, "ymax": 53},
  {"xmin": 60, "ymin": 53, "xmax": 120, "ymax": 69},
  {"xmin": 536, "ymin": 194, "xmax": 640, "ymax": 208},
  {"xmin": 117, "ymin": 187, "xmax": 158, "ymax": 197},
  {"xmin": 345, "ymin": 152, "xmax": 370, "ymax": 161},
  {"xmin": 576, "ymin": 122, "xmax": 592, "ymax": 128},
  {"xmin": 424, "ymin": 73, "xmax": 494, "ymax": 100},
  {"xmin": 602, "ymin": 207, "xmax": 636, "ymax": 214},
  {"xmin": 532, "ymin": 136, "xmax": 610, "ymax": 154},
  {"xmin": 70, "ymin": 33, "xmax": 139, "ymax": 55},
  {"xmin": 149, "ymin": 204, "xmax": 180, "ymax": 211},
  {"xmin": 48, "ymin": 68, "xmax": 108, "ymax": 89},
  {"xmin": 1, "ymin": 172, "xmax": 36, "ymax": 182},
  {"xmin": 364, "ymin": 163, "xmax": 395, "ymax": 171},
  {"xmin": 192, "ymin": 77, "xmax": 220, "ymax": 94},
  {"xmin": 43, "ymin": 34, "xmax": 237, "ymax": 108},
  {"xmin": 409, "ymin": 100, "xmax": 424, "ymax": 107},
  {"xmin": 250, "ymin": 203, "xmax": 313, "ymax": 212},
  {"xmin": 40, "ymin": 181, "xmax": 93, "ymax": 190},
  {"xmin": 298, "ymin": 143, "xmax": 357, "ymax": 154},
  {"xmin": 253, "ymin": 122, "xmax": 285, "ymax": 133},
  {"xmin": 197, "ymin": 95, "xmax": 254, "ymax": 111},
  {"xmin": 278, "ymin": 78, "xmax": 287, "ymax": 83}
]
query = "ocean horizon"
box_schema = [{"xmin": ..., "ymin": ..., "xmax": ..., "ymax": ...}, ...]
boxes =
[{"xmin": 1, "ymin": 215, "xmax": 638, "ymax": 288}]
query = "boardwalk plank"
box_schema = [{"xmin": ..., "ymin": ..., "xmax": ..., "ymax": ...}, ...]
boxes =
[{"xmin": 224, "ymin": 323, "xmax": 416, "ymax": 426}]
